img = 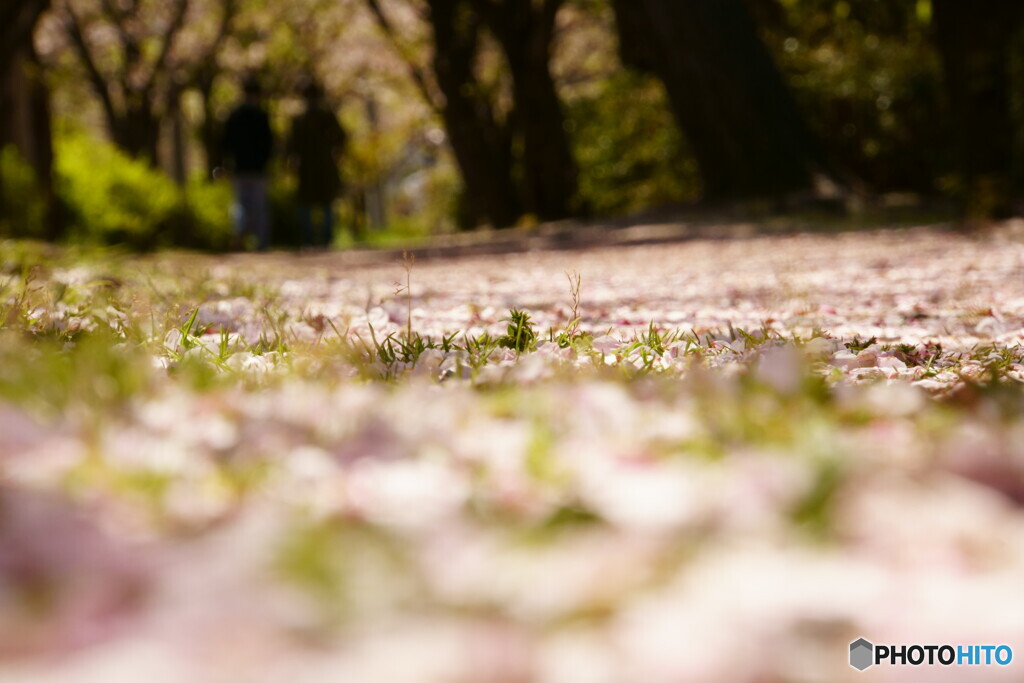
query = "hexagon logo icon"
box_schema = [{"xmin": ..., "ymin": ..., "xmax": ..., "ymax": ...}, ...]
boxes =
[{"xmin": 850, "ymin": 638, "xmax": 874, "ymax": 671}]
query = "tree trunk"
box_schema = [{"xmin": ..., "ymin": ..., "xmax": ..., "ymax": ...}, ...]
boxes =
[
  {"xmin": 1, "ymin": 28, "xmax": 60, "ymax": 239},
  {"xmin": 612, "ymin": 0, "xmax": 830, "ymax": 201},
  {"xmin": 428, "ymin": 0, "xmax": 519, "ymax": 228},
  {"xmin": 363, "ymin": 95, "xmax": 388, "ymax": 230},
  {"xmin": 472, "ymin": 0, "xmax": 579, "ymax": 221},
  {"xmin": 932, "ymin": 0, "xmax": 1023, "ymax": 218},
  {"xmin": 168, "ymin": 87, "xmax": 188, "ymax": 186},
  {"xmin": 198, "ymin": 81, "xmax": 221, "ymax": 176},
  {"xmin": 0, "ymin": 0, "xmax": 50, "ymax": 73}
]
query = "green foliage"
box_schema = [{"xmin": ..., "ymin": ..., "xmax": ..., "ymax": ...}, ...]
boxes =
[
  {"xmin": 567, "ymin": 72, "xmax": 700, "ymax": 216},
  {"xmin": 0, "ymin": 329, "xmax": 149, "ymax": 418},
  {"xmin": 267, "ymin": 167, "xmax": 301, "ymax": 248},
  {"xmin": 555, "ymin": 271, "xmax": 585, "ymax": 348},
  {"xmin": 844, "ymin": 336, "xmax": 878, "ymax": 353},
  {"xmin": 54, "ymin": 130, "xmax": 233, "ymax": 251},
  {"xmin": 0, "ymin": 146, "xmax": 47, "ymax": 239},
  {"xmin": 790, "ymin": 460, "xmax": 843, "ymax": 536},
  {"xmin": 763, "ymin": 0, "xmax": 947, "ymax": 192},
  {"xmin": 56, "ymin": 131, "xmax": 180, "ymax": 248},
  {"xmin": 499, "ymin": 308, "xmax": 538, "ymax": 354},
  {"xmin": 183, "ymin": 176, "xmax": 235, "ymax": 250}
]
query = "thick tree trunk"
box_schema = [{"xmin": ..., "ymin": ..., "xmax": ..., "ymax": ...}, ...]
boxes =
[
  {"xmin": 512, "ymin": 57, "xmax": 578, "ymax": 220},
  {"xmin": 612, "ymin": 0, "xmax": 829, "ymax": 201},
  {"xmin": 932, "ymin": 0, "xmax": 1023, "ymax": 218},
  {"xmin": 428, "ymin": 0, "xmax": 519, "ymax": 228},
  {"xmin": 1, "ymin": 31, "xmax": 60, "ymax": 239},
  {"xmin": 0, "ymin": 0, "xmax": 50, "ymax": 72},
  {"xmin": 472, "ymin": 0, "xmax": 579, "ymax": 221}
]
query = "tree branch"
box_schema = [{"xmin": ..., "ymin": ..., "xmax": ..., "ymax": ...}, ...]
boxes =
[
  {"xmin": 186, "ymin": 0, "xmax": 237, "ymax": 90},
  {"xmin": 62, "ymin": 2, "xmax": 121, "ymax": 127},
  {"xmin": 212, "ymin": 0, "xmax": 237, "ymax": 56},
  {"xmin": 97, "ymin": 0, "xmax": 143, "ymax": 92},
  {"xmin": 364, "ymin": 0, "xmax": 441, "ymax": 111},
  {"xmin": 99, "ymin": 0, "xmax": 123, "ymax": 23},
  {"xmin": 469, "ymin": 0, "xmax": 563, "ymax": 48},
  {"xmin": 142, "ymin": 0, "xmax": 190, "ymax": 97}
]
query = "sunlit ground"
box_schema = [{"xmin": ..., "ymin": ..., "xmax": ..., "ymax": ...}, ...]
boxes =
[{"xmin": 3, "ymin": 222, "xmax": 1024, "ymax": 681}]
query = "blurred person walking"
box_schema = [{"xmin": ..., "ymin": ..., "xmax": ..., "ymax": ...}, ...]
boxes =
[
  {"xmin": 222, "ymin": 77, "xmax": 274, "ymax": 251},
  {"xmin": 287, "ymin": 81, "xmax": 347, "ymax": 250}
]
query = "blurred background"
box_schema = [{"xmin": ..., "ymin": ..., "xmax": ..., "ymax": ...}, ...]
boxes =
[{"xmin": 2, "ymin": 0, "xmax": 1023, "ymax": 251}]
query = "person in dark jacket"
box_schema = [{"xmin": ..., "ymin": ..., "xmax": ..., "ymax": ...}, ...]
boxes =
[
  {"xmin": 222, "ymin": 77, "xmax": 274, "ymax": 251},
  {"xmin": 286, "ymin": 81, "xmax": 347, "ymax": 249}
]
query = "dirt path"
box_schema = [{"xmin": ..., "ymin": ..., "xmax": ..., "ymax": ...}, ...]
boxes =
[{"xmin": 203, "ymin": 222, "xmax": 1024, "ymax": 347}]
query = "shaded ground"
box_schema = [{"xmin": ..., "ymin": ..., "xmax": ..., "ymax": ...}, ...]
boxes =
[{"xmin": 267, "ymin": 205, "xmax": 962, "ymax": 266}]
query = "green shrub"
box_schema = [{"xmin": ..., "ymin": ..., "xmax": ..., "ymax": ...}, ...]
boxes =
[
  {"xmin": 567, "ymin": 72, "xmax": 701, "ymax": 217},
  {"xmin": 0, "ymin": 146, "xmax": 47, "ymax": 239},
  {"xmin": 268, "ymin": 169, "xmax": 301, "ymax": 248},
  {"xmin": 56, "ymin": 131, "xmax": 180, "ymax": 249},
  {"xmin": 183, "ymin": 175, "xmax": 234, "ymax": 250},
  {"xmin": 53, "ymin": 131, "xmax": 235, "ymax": 251},
  {"xmin": 763, "ymin": 1, "xmax": 947, "ymax": 192}
]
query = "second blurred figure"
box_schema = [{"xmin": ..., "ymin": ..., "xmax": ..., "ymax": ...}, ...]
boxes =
[{"xmin": 287, "ymin": 81, "xmax": 348, "ymax": 250}]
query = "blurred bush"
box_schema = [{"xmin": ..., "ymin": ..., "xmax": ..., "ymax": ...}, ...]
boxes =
[
  {"xmin": 181, "ymin": 175, "xmax": 234, "ymax": 251},
  {"xmin": 567, "ymin": 72, "xmax": 701, "ymax": 216},
  {"xmin": 763, "ymin": 0, "xmax": 948, "ymax": 193},
  {"xmin": 56, "ymin": 131, "xmax": 179, "ymax": 248},
  {"xmin": 268, "ymin": 167, "xmax": 302, "ymax": 248},
  {"xmin": 49, "ymin": 130, "xmax": 233, "ymax": 251}
]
